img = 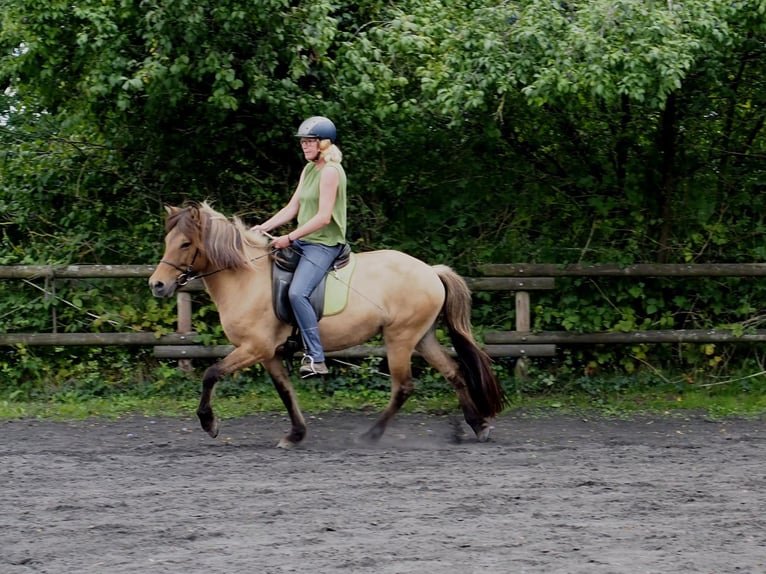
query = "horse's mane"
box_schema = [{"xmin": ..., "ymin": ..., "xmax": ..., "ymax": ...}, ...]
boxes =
[{"xmin": 167, "ymin": 201, "xmax": 268, "ymax": 271}]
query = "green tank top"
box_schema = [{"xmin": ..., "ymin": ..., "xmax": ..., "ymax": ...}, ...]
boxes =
[{"xmin": 297, "ymin": 162, "xmax": 347, "ymax": 246}]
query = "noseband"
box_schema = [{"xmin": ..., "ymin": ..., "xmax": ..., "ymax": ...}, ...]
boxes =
[{"xmin": 160, "ymin": 248, "xmax": 207, "ymax": 286}]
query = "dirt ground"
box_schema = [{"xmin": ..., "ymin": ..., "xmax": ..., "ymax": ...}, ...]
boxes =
[{"xmin": 2, "ymin": 409, "xmax": 765, "ymax": 574}]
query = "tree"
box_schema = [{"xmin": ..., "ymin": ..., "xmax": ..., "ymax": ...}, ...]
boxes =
[
  {"xmin": 0, "ymin": 0, "xmax": 359, "ymax": 264},
  {"xmin": 2, "ymin": 0, "xmax": 766, "ymax": 381},
  {"xmin": 338, "ymin": 0, "xmax": 766, "ymax": 262}
]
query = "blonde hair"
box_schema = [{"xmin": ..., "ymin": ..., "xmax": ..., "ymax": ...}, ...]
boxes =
[{"xmin": 319, "ymin": 139, "xmax": 342, "ymax": 163}]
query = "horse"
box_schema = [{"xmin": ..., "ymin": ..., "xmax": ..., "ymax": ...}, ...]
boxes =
[{"xmin": 148, "ymin": 202, "xmax": 506, "ymax": 447}]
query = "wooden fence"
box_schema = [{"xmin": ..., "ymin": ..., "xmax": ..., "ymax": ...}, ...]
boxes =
[
  {"xmin": 479, "ymin": 263, "xmax": 766, "ymax": 348},
  {"xmin": 0, "ymin": 264, "xmax": 555, "ymax": 363},
  {"xmin": 3, "ymin": 263, "xmax": 766, "ymax": 366}
]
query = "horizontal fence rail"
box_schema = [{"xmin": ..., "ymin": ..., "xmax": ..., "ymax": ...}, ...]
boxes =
[
  {"xmin": 5, "ymin": 262, "xmax": 765, "ymax": 278},
  {"xmin": 0, "ymin": 333, "xmax": 552, "ymax": 360},
  {"xmin": 0, "ymin": 333, "xmax": 197, "ymax": 346},
  {"xmin": 485, "ymin": 330, "xmax": 766, "ymax": 345},
  {"xmin": 481, "ymin": 263, "xmax": 766, "ymax": 277},
  {"xmin": 152, "ymin": 344, "xmax": 555, "ymax": 360},
  {"xmin": 0, "ymin": 264, "xmax": 157, "ymax": 279}
]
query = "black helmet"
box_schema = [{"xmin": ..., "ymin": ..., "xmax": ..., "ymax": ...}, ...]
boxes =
[{"xmin": 295, "ymin": 116, "xmax": 336, "ymax": 143}]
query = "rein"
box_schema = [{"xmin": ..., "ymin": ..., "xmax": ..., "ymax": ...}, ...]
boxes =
[{"xmin": 160, "ymin": 247, "xmax": 272, "ymax": 286}]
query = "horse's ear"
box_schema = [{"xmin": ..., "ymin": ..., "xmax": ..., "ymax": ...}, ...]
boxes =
[{"xmin": 164, "ymin": 205, "xmax": 178, "ymax": 216}]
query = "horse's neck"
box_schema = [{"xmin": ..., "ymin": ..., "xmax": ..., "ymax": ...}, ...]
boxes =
[{"xmin": 202, "ymin": 262, "xmax": 270, "ymax": 314}]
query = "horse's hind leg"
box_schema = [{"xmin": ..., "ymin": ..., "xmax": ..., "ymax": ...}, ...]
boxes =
[
  {"xmin": 416, "ymin": 332, "xmax": 490, "ymax": 439},
  {"xmin": 361, "ymin": 342, "xmax": 415, "ymax": 442},
  {"xmin": 263, "ymin": 356, "xmax": 307, "ymax": 448}
]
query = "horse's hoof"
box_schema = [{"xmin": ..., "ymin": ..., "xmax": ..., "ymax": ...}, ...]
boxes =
[
  {"xmin": 276, "ymin": 437, "xmax": 296, "ymax": 449},
  {"xmin": 200, "ymin": 418, "xmax": 219, "ymax": 438},
  {"xmin": 198, "ymin": 408, "xmax": 219, "ymax": 438},
  {"xmin": 360, "ymin": 428, "xmax": 383, "ymax": 444},
  {"xmin": 475, "ymin": 424, "xmax": 494, "ymax": 442}
]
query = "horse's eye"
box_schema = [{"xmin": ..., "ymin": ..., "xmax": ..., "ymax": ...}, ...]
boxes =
[{"xmin": 181, "ymin": 241, "xmax": 192, "ymax": 250}]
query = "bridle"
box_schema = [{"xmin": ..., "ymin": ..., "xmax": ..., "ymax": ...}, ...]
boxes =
[
  {"xmin": 160, "ymin": 246, "xmax": 272, "ymax": 286},
  {"xmin": 160, "ymin": 248, "xmax": 222, "ymax": 286}
]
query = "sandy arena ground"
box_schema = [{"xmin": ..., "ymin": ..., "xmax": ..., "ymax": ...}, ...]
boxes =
[{"xmin": 2, "ymin": 410, "xmax": 765, "ymax": 573}]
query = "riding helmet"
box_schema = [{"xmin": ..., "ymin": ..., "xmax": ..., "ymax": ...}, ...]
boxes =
[{"xmin": 295, "ymin": 116, "xmax": 336, "ymax": 143}]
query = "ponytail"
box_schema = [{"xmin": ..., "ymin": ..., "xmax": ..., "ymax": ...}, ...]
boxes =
[{"xmin": 319, "ymin": 139, "xmax": 342, "ymax": 163}]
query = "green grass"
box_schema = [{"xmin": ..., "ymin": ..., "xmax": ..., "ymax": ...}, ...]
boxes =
[
  {"xmin": 3, "ymin": 361, "xmax": 766, "ymax": 421},
  {"xmin": 2, "ymin": 379, "xmax": 765, "ymax": 421},
  {"xmin": 0, "ymin": 381, "xmax": 448, "ymax": 421}
]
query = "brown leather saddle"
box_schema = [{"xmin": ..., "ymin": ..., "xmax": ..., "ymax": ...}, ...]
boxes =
[{"xmin": 271, "ymin": 243, "xmax": 352, "ymax": 325}]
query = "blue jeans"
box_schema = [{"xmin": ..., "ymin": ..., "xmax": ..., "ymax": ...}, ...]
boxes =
[{"xmin": 288, "ymin": 240, "xmax": 344, "ymax": 363}]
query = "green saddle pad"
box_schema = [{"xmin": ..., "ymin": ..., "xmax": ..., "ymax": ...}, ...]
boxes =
[{"xmin": 323, "ymin": 253, "xmax": 358, "ymax": 316}]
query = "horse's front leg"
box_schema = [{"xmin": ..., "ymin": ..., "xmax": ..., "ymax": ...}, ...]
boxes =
[
  {"xmin": 197, "ymin": 363, "xmax": 223, "ymax": 438},
  {"xmin": 263, "ymin": 356, "xmax": 306, "ymax": 449},
  {"xmin": 197, "ymin": 347, "xmax": 259, "ymax": 438}
]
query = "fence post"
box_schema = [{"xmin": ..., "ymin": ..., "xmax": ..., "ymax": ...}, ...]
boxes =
[
  {"xmin": 46, "ymin": 275, "xmax": 57, "ymax": 334},
  {"xmin": 515, "ymin": 290, "xmax": 530, "ymax": 378},
  {"xmin": 176, "ymin": 291, "xmax": 193, "ymax": 372}
]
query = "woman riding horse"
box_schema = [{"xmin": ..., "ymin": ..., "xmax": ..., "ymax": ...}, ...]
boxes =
[
  {"xmin": 250, "ymin": 116, "xmax": 346, "ymax": 377},
  {"xmin": 149, "ymin": 202, "xmax": 506, "ymax": 447}
]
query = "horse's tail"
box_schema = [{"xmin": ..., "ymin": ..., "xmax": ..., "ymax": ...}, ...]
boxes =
[{"xmin": 433, "ymin": 265, "xmax": 507, "ymax": 419}]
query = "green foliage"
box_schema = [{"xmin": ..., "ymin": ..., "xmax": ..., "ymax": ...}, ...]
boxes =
[
  {"xmin": 519, "ymin": 274, "xmax": 766, "ymax": 377},
  {"xmin": 2, "ymin": 0, "xmax": 766, "ymax": 399}
]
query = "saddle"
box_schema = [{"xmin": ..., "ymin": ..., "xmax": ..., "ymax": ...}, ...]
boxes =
[{"xmin": 271, "ymin": 243, "xmax": 352, "ymax": 325}]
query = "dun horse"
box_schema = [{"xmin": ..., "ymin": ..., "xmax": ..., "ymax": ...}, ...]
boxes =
[{"xmin": 148, "ymin": 203, "xmax": 506, "ymax": 447}]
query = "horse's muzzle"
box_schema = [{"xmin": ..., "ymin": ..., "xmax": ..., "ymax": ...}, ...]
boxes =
[{"xmin": 149, "ymin": 279, "xmax": 177, "ymax": 298}]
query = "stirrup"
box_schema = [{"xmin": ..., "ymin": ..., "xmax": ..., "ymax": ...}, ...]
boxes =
[{"xmin": 299, "ymin": 355, "xmax": 329, "ymax": 377}]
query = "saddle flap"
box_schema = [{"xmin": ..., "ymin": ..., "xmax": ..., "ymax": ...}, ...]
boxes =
[
  {"xmin": 271, "ymin": 265, "xmax": 326, "ymax": 325},
  {"xmin": 270, "ymin": 243, "xmax": 352, "ymax": 325}
]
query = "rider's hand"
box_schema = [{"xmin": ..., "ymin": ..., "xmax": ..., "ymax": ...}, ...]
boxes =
[{"xmin": 271, "ymin": 234, "xmax": 292, "ymax": 250}]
